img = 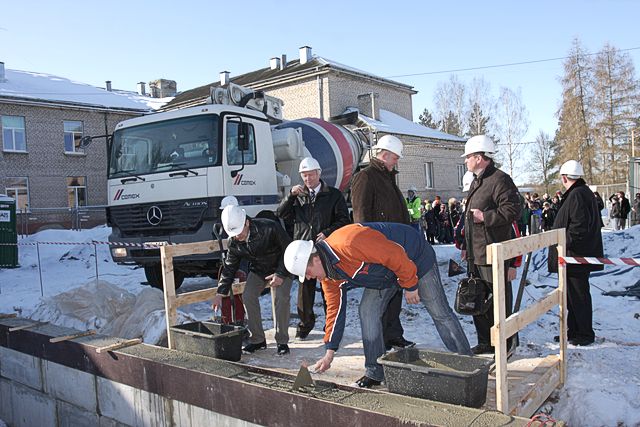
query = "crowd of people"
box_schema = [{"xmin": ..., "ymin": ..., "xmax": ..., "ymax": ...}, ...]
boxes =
[{"xmin": 211, "ymin": 133, "xmax": 609, "ymax": 389}]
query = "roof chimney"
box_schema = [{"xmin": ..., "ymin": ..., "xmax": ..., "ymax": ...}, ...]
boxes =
[
  {"xmin": 280, "ymin": 54, "xmax": 287, "ymax": 70},
  {"xmin": 105, "ymin": 80, "xmax": 112, "ymax": 92},
  {"xmin": 220, "ymin": 71, "xmax": 230, "ymax": 86},
  {"xmin": 270, "ymin": 57, "xmax": 280, "ymax": 70},
  {"xmin": 137, "ymin": 82, "xmax": 146, "ymax": 96},
  {"xmin": 0, "ymin": 62, "xmax": 6, "ymax": 83},
  {"xmin": 299, "ymin": 46, "xmax": 312, "ymax": 65}
]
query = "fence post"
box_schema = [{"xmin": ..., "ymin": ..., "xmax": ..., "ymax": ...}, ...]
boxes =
[
  {"xmin": 557, "ymin": 229, "xmax": 568, "ymax": 385},
  {"xmin": 490, "ymin": 242, "xmax": 508, "ymax": 413},
  {"xmin": 36, "ymin": 242, "xmax": 44, "ymax": 297}
]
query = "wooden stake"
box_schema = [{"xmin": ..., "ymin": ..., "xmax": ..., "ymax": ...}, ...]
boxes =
[
  {"xmin": 0, "ymin": 313, "xmax": 17, "ymax": 319},
  {"xmin": 50, "ymin": 330, "xmax": 96, "ymax": 343},
  {"xmin": 95, "ymin": 338, "xmax": 142, "ymax": 354},
  {"xmin": 9, "ymin": 321, "xmax": 48, "ymax": 332}
]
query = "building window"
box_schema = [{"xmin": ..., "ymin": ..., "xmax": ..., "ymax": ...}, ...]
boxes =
[
  {"xmin": 2, "ymin": 115, "xmax": 27, "ymax": 152},
  {"xmin": 66, "ymin": 176, "xmax": 87, "ymax": 207},
  {"xmin": 64, "ymin": 121, "xmax": 84, "ymax": 153},
  {"xmin": 424, "ymin": 162, "xmax": 434, "ymax": 189},
  {"xmin": 457, "ymin": 164, "xmax": 466, "ymax": 188},
  {"xmin": 226, "ymin": 121, "xmax": 257, "ymax": 165},
  {"xmin": 6, "ymin": 177, "xmax": 29, "ymax": 210}
]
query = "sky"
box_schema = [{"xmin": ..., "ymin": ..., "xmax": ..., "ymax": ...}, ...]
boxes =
[{"xmin": 2, "ymin": 0, "xmax": 640, "ymax": 144}]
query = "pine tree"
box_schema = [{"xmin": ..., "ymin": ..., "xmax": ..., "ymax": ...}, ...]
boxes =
[
  {"xmin": 467, "ymin": 103, "xmax": 490, "ymax": 136},
  {"xmin": 440, "ymin": 110, "xmax": 462, "ymax": 136},
  {"xmin": 418, "ymin": 108, "xmax": 439, "ymax": 129}
]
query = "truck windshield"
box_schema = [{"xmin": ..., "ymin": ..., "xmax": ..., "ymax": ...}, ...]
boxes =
[{"xmin": 109, "ymin": 114, "xmax": 219, "ymax": 178}]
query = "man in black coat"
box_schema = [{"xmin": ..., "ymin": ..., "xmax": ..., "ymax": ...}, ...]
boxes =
[
  {"xmin": 618, "ymin": 191, "xmax": 631, "ymax": 230},
  {"xmin": 462, "ymin": 135, "xmax": 521, "ymax": 355},
  {"xmin": 277, "ymin": 157, "xmax": 350, "ymax": 339},
  {"xmin": 553, "ymin": 160, "xmax": 603, "ymax": 346}
]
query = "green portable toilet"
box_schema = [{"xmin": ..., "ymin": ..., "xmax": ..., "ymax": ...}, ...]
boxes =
[{"xmin": 0, "ymin": 194, "xmax": 18, "ymax": 268}]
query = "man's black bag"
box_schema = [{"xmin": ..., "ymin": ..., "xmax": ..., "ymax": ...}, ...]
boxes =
[{"xmin": 454, "ymin": 275, "xmax": 493, "ymax": 316}]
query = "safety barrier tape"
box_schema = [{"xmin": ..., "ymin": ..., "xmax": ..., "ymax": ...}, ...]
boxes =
[
  {"xmin": 559, "ymin": 256, "xmax": 640, "ymax": 266},
  {"xmin": 0, "ymin": 241, "xmax": 174, "ymax": 247}
]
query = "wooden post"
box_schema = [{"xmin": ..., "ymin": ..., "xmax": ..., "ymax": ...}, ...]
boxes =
[
  {"xmin": 489, "ymin": 243, "xmax": 509, "ymax": 414},
  {"xmin": 556, "ymin": 229, "xmax": 568, "ymax": 385},
  {"xmin": 161, "ymin": 245, "xmax": 178, "ymax": 349},
  {"xmin": 270, "ymin": 286, "xmax": 277, "ymax": 327}
]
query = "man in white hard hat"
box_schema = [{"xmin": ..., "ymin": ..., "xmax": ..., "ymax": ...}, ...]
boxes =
[
  {"xmin": 214, "ymin": 205, "xmax": 293, "ymax": 355},
  {"xmin": 219, "ymin": 195, "xmax": 239, "ymax": 210},
  {"xmin": 552, "ymin": 160, "xmax": 603, "ymax": 346},
  {"xmin": 276, "ymin": 156, "xmax": 350, "ymax": 339},
  {"xmin": 284, "ymin": 223, "xmax": 471, "ymax": 388},
  {"xmin": 405, "ymin": 185, "xmax": 422, "ymax": 232},
  {"xmin": 462, "ymin": 135, "xmax": 521, "ymax": 355},
  {"xmin": 350, "ymin": 134, "xmax": 414, "ymax": 351}
]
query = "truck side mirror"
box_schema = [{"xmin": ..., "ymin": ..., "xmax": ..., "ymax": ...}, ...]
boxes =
[{"xmin": 238, "ymin": 123, "xmax": 250, "ymax": 151}]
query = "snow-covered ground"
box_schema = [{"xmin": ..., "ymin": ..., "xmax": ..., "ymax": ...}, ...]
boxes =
[{"xmin": 1, "ymin": 225, "xmax": 639, "ymax": 426}]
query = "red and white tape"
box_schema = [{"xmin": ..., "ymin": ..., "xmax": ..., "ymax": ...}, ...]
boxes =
[
  {"xmin": 0, "ymin": 241, "xmax": 174, "ymax": 247},
  {"xmin": 559, "ymin": 256, "xmax": 640, "ymax": 266}
]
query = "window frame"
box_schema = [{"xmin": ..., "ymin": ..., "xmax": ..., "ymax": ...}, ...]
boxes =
[
  {"xmin": 2, "ymin": 115, "xmax": 27, "ymax": 152},
  {"xmin": 457, "ymin": 164, "xmax": 466, "ymax": 188},
  {"xmin": 5, "ymin": 177, "xmax": 30, "ymax": 211},
  {"xmin": 66, "ymin": 176, "xmax": 88, "ymax": 208},
  {"xmin": 424, "ymin": 162, "xmax": 435, "ymax": 189},
  {"xmin": 63, "ymin": 120, "xmax": 85, "ymax": 154}
]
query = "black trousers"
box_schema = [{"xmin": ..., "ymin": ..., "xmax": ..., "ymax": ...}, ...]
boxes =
[
  {"xmin": 473, "ymin": 264, "xmax": 517, "ymax": 349},
  {"xmin": 297, "ymin": 278, "xmax": 326, "ymax": 334},
  {"xmin": 382, "ymin": 289, "xmax": 405, "ymax": 344},
  {"xmin": 566, "ymin": 269, "xmax": 595, "ymax": 341}
]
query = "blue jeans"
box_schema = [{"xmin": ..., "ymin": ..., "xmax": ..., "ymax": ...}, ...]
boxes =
[{"xmin": 359, "ymin": 266, "xmax": 472, "ymax": 381}]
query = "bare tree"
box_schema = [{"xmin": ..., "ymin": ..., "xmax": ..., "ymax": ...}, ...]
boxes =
[
  {"xmin": 494, "ymin": 87, "xmax": 529, "ymax": 179},
  {"xmin": 466, "ymin": 77, "xmax": 495, "ymax": 136},
  {"xmin": 531, "ymin": 130, "xmax": 558, "ymax": 193},
  {"xmin": 433, "ymin": 74, "xmax": 466, "ymax": 136}
]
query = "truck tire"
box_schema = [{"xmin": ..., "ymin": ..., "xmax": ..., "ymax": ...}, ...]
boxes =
[{"xmin": 144, "ymin": 264, "xmax": 184, "ymax": 290}]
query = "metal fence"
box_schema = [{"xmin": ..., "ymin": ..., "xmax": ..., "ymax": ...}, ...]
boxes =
[{"xmin": 17, "ymin": 206, "xmax": 107, "ymax": 236}]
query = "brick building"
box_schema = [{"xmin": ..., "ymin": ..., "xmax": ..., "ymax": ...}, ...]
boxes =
[
  {"xmin": 163, "ymin": 46, "xmax": 466, "ymax": 202},
  {"xmin": 0, "ymin": 62, "xmax": 170, "ymax": 230}
]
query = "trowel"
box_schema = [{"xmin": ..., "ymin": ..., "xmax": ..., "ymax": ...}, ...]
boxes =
[{"xmin": 292, "ymin": 364, "xmax": 315, "ymax": 390}]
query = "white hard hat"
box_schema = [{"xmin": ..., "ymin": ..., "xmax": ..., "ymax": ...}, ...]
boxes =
[
  {"xmin": 299, "ymin": 157, "xmax": 322, "ymax": 173},
  {"xmin": 221, "ymin": 205, "xmax": 247, "ymax": 237},
  {"xmin": 559, "ymin": 160, "xmax": 584, "ymax": 179},
  {"xmin": 374, "ymin": 135, "xmax": 403, "ymax": 158},
  {"xmin": 284, "ymin": 240, "xmax": 315, "ymax": 282},
  {"xmin": 219, "ymin": 195, "xmax": 239, "ymax": 210},
  {"xmin": 408, "ymin": 185, "xmax": 417, "ymax": 192},
  {"xmin": 462, "ymin": 171, "xmax": 475, "ymax": 192},
  {"xmin": 462, "ymin": 135, "xmax": 496, "ymax": 158}
]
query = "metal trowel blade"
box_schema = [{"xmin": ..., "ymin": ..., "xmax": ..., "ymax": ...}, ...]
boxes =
[{"xmin": 292, "ymin": 364, "xmax": 315, "ymax": 390}]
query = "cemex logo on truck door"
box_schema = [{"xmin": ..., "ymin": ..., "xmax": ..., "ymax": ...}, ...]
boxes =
[
  {"xmin": 233, "ymin": 174, "xmax": 256, "ymax": 186},
  {"xmin": 113, "ymin": 189, "xmax": 140, "ymax": 200}
]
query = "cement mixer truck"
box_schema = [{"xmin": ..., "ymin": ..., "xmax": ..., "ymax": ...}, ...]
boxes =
[{"xmin": 103, "ymin": 83, "xmax": 371, "ymax": 288}]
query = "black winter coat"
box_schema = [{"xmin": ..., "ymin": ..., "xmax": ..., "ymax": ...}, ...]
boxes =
[
  {"xmin": 218, "ymin": 218, "xmax": 291, "ymax": 294},
  {"xmin": 276, "ymin": 180, "xmax": 351, "ymax": 241},
  {"xmin": 464, "ymin": 162, "xmax": 521, "ymax": 265},
  {"xmin": 351, "ymin": 158, "xmax": 411, "ymax": 224},
  {"xmin": 553, "ymin": 179, "xmax": 604, "ymax": 273}
]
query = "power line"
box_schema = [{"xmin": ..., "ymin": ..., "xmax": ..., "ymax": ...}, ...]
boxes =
[{"xmin": 386, "ymin": 46, "xmax": 640, "ymax": 79}]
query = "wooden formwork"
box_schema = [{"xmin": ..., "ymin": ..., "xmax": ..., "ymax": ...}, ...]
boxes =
[{"xmin": 487, "ymin": 229, "xmax": 567, "ymax": 417}]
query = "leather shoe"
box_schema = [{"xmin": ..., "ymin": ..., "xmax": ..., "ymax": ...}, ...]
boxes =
[
  {"xmin": 569, "ymin": 337, "xmax": 594, "ymax": 346},
  {"xmin": 277, "ymin": 344, "xmax": 290, "ymax": 356},
  {"xmin": 385, "ymin": 337, "xmax": 416, "ymax": 351},
  {"xmin": 354, "ymin": 375, "xmax": 382, "ymax": 388},
  {"xmin": 243, "ymin": 341, "xmax": 266, "ymax": 353},
  {"xmin": 471, "ymin": 343, "xmax": 495, "ymax": 355}
]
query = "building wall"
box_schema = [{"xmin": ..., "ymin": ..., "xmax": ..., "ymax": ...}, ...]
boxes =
[
  {"xmin": 263, "ymin": 75, "xmax": 330, "ymax": 120},
  {"xmin": 0, "ymin": 103, "xmax": 140, "ymax": 211}
]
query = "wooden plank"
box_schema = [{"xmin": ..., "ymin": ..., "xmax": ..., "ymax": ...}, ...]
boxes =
[
  {"xmin": 557, "ymin": 230, "xmax": 568, "ymax": 385},
  {"xmin": 9, "ymin": 321, "xmax": 48, "ymax": 332},
  {"xmin": 492, "ymin": 230, "xmax": 561, "ymax": 261},
  {"xmin": 49, "ymin": 330, "xmax": 96, "ymax": 343},
  {"xmin": 498, "ymin": 289, "xmax": 561, "ymax": 339},
  {"xmin": 164, "ymin": 240, "xmax": 225, "ymax": 259},
  {"xmin": 176, "ymin": 288, "xmax": 218, "ymax": 306},
  {"xmin": 161, "ymin": 245, "xmax": 178, "ymax": 349},
  {"xmin": 510, "ymin": 357, "xmax": 561, "ymax": 417},
  {"xmin": 95, "ymin": 338, "xmax": 142, "ymax": 353},
  {"xmin": 490, "ymin": 243, "xmax": 509, "ymax": 414},
  {"xmin": 0, "ymin": 313, "xmax": 17, "ymax": 319}
]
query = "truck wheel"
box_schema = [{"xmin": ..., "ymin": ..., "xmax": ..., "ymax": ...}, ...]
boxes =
[{"xmin": 144, "ymin": 264, "xmax": 184, "ymax": 290}]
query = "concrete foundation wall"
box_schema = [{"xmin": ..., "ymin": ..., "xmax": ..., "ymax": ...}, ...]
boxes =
[{"xmin": 0, "ymin": 347, "xmax": 260, "ymax": 427}]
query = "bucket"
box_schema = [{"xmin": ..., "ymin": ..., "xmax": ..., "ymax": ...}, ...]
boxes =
[{"xmin": 170, "ymin": 321, "xmax": 245, "ymax": 362}]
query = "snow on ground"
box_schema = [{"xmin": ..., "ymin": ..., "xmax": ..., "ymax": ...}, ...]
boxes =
[{"xmin": 1, "ymin": 225, "xmax": 639, "ymax": 426}]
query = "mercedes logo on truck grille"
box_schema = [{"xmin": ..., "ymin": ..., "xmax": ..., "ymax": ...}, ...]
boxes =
[{"xmin": 146, "ymin": 206, "xmax": 163, "ymax": 226}]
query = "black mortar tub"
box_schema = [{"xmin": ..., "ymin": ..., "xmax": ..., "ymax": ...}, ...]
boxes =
[
  {"xmin": 378, "ymin": 348, "xmax": 493, "ymax": 408},
  {"xmin": 170, "ymin": 321, "xmax": 246, "ymax": 362}
]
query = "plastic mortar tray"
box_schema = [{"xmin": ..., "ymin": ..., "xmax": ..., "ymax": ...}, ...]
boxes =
[
  {"xmin": 170, "ymin": 321, "xmax": 245, "ymax": 362},
  {"xmin": 378, "ymin": 348, "xmax": 493, "ymax": 408}
]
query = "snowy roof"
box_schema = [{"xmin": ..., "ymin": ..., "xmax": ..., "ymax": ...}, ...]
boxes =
[
  {"xmin": 354, "ymin": 108, "xmax": 466, "ymax": 143},
  {"xmin": 0, "ymin": 69, "xmax": 169, "ymax": 112}
]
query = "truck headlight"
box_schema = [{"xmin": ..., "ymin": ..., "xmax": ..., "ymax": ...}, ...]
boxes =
[{"xmin": 111, "ymin": 247, "xmax": 128, "ymax": 258}]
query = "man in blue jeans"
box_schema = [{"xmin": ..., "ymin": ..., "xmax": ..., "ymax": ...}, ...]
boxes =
[{"xmin": 284, "ymin": 223, "xmax": 471, "ymax": 388}]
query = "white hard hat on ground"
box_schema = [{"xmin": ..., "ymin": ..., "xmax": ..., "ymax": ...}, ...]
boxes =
[
  {"xmin": 284, "ymin": 240, "xmax": 315, "ymax": 282},
  {"xmin": 299, "ymin": 157, "xmax": 322, "ymax": 173},
  {"xmin": 462, "ymin": 135, "xmax": 496, "ymax": 158},
  {"xmin": 374, "ymin": 135, "xmax": 403, "ymax": 158},
  {"xmin": 221, "ymin": 205, "xmax": 247, "ymax": 237},
  {"xmin": 559, "ymin": 160, "xmax": 584, "ymax": 179},
  {"xmin": 462, "ymin": 171, "xmax": 475, "ymax": 192},
  {"xmin": 220, "ymin": 195, "xmax": 239, "ymax": 210}
]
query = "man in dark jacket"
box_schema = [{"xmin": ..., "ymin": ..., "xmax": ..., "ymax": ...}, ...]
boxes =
[
  {"xmin": 462, "ymin": 135, "xmax": 521, "ymax": 354},
  {"xmin": 632, "ymin": 193, "xmax": 640, "ymax": 227},
  {"xmin": 553, "ymin": 160, "xmax": 603, "ymax": 346},
  {"xmin": 618, "ymin": 191, "xmax": 631, "ymax": 230},
  {"xmin": 350, "ymin": 135, "xmax": 414, "ymax": 350},
  {"xmin": 277, "ymin": 157, "xmax": 350, "ymax": 339},
  {"xmin": 214, "ymin": 205, "xmax": 293, "ymax": 355}
]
